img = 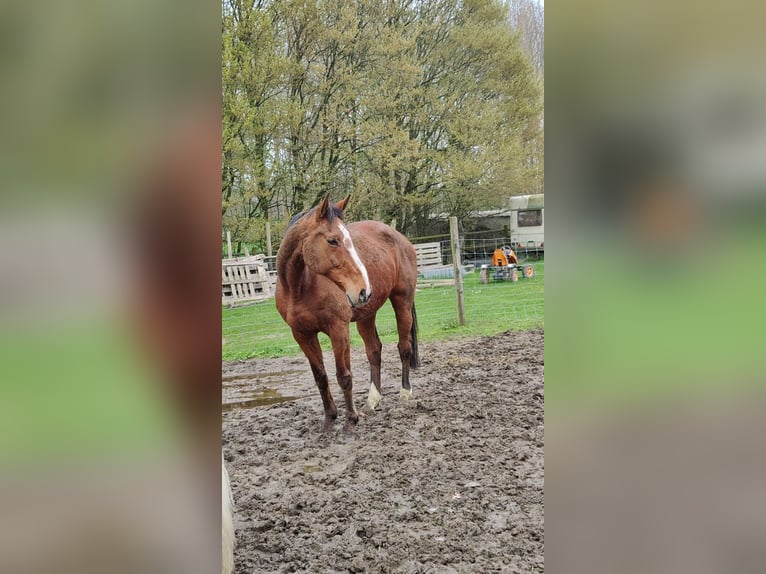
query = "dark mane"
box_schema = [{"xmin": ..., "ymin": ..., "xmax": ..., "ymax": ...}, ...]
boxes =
[
  {"xmin": 287, "ymin": 204, "xmax": 345, "ymax": 229},
  {"xmin": 288, "ymin": 210, "xmax": 306, "ymax": 228}
]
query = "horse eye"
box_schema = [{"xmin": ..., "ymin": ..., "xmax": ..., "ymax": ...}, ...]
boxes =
[{"xmin": 327, "ymin": 238, "xmax": 339, "ymax": 246}]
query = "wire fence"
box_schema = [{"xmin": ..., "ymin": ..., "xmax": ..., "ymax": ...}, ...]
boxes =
[
  {"xmin": 222, "ymin": 234, "xmax": 544, "ymax": 360},
  {"xmin": 416, "ymin": 234, "xmax": 544, "ymax": 268},
  {"xmin": 222, "ymin": 232, "xmax": 544, "ymax": 261}
]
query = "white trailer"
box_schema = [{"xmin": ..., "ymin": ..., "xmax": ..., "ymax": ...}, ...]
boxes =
[{"xmin": 509, "ymin": 194, "xmax": 544, "ymax": 253}]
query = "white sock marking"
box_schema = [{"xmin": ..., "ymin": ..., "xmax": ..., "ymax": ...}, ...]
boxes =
[
  {"xmin": 338, "ymin": 223, "xmax": 371, "ymax": 295},
  {"xmin": 367, "ymin": 382, "xmax": 382, "ymax": 411},
  {"xmin": 399, "ymin": 388, "xmax": 412, "ymax": 400}
]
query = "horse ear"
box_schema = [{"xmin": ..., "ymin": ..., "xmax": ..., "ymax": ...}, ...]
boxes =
[
  {"xmin": 335, "ymin": 194, "xmax": 351, "ymax": 212},
  {"xmin": 315, "ymin": 196, "xmax": 330, "ymax": 221}
]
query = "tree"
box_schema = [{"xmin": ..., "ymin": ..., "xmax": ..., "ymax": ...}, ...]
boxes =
[
  {"xmin": 356, "ymin": 0, "xmax": 542, "ymax": 231},
  {"xmin": 505, "ymin": 0, "xmax": 544, "ymax": 195},
  {"xmin": 222, "ymin": 0, "xmax": 543, "ymax": 246},
  {"xmin": 505, "ymin": 0, "xmax": 544, "ymax": 77},
  {"xmin": 222, "ymin": 0, "xmax": 292, "ymax": 246}
]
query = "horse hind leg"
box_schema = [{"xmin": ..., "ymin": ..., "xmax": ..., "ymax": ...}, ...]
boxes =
[
  {"xmin": 391, "ymin": 294, "xmax": 418, "ymax": 400},
  {"xmin": 356, "ymin": 315, "xmax": 383, "ymax": 412},
  {"xmin": 293, "ymin": 330, "xmax": 338, "ymax": 431}
]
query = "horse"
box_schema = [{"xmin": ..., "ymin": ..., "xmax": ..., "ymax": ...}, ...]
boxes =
[{"xmin": 275, "ymin": 195, "xmax": 420, "ymax": 432}]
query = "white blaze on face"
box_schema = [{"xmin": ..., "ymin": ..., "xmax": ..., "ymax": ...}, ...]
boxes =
[{"xmin": 338, "ymin": 223, "xmax": 371, "ymax": 295}]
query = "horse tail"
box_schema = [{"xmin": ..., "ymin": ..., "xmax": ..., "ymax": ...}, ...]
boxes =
[{"xmin": 410, "ymin": 303, "xmax": 420, "ymax": 369}]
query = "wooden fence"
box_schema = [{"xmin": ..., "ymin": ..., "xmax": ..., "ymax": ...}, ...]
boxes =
[{"xmin": 222, "ymin": 255, "xmax": 273, "ymax": 305}]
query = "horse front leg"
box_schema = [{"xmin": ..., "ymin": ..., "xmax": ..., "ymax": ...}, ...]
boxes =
[
  {"xmin": 329, "ymin": 325, "xmax": 358, "ymax": 432},
  {"xmin": 293, "ymin": 330, "xmax": 337, "ymax": 431}
]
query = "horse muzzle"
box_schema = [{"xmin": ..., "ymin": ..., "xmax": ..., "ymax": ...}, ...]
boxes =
[{"xmin": 347, "ymin": 288, "xmax": 372, "ymax": 308}]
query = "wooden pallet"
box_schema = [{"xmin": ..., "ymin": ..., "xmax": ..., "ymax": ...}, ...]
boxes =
[
  {"xmin": 222, "ymin": 255, "xmax": 272, "ymax": 305},
  {"xmin": 414, "ymin": 241, "xmax": 460, "ymax": 279},
  {"xmin": 414, "ymin": 241, "xmax": 471, "ymax": 280},
  {"xmin": 414, "ymin": 242, "xmax": 443, "ymax": 271}
]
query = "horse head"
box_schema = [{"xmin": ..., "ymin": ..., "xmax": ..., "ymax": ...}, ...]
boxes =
[{"xmin": 301, "ymin": 195, "xmax": 372, "ymax": 308}]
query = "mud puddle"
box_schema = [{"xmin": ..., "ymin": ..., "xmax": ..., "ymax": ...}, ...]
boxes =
[{"xmin": 222, "ymin": 388, "xmax": 300, "ymax": 412}]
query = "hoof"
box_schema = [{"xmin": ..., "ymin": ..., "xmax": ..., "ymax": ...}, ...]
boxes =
[
  {"xmin": 361, "ymin": 404, "xmax": 375, "ymax": 416},
  {"xmin": 399, "ymin": 388, "xmax": 412, "ymax": 401},
  {"xmin": 342, "ymin": 418, "xmax": 358, "ymax": 434},
  {"xmin": 321, "ymin": 418, "xmax": 336, "ymax": 433},
  {"xmin": 366, "ymin": 383, "xmax": 382, "ymax": 411}
]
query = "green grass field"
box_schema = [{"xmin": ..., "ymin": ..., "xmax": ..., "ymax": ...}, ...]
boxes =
[{"xmin": 222, "ymin": 261, "xmax": 544, "ymax": 361}]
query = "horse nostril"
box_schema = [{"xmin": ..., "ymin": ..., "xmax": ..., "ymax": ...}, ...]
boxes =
[{"xmin": 360, "ymin": 289, "xmax": 367, "ymax": 302}]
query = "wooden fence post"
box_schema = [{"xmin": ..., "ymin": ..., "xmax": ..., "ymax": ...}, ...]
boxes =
[
  {"xmin": 449, "ymin": 216, "xmax": 466, "ymax": 326},
  {"xmin": 266, "ymin": 221, "xmax": 273, "ymax": 257},
  {"xmin": 226, "ymin": 230, "xmax": 232, "ymax": 259}
]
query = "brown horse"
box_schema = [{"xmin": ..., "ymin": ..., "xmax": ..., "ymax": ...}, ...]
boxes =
[{"xmin": 275, "ymin": 195, "xmax": 420, "ymax": 431}]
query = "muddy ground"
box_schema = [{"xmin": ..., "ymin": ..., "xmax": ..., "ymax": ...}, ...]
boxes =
[{"xmin": 222, "ymin": 329, "xmax": 544, "ymax": 573}]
